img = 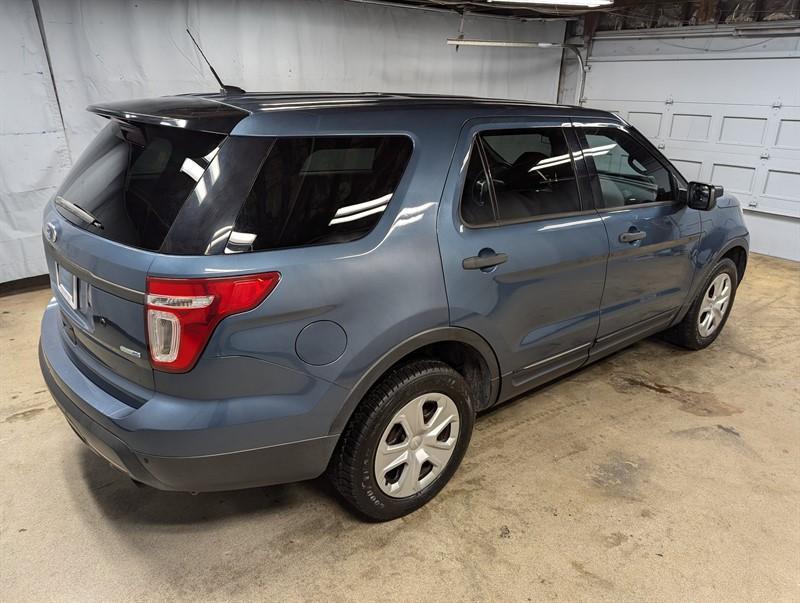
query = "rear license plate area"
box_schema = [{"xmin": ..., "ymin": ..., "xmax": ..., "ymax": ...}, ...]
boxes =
[{"xmin": 55, "ymin": 263, "xmax": 78, "ymax": 309}]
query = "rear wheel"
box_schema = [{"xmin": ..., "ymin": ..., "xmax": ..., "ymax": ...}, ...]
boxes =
[
  {"xmin": 664, "ymin": 258, "xmax": 738, "ymax": 350},
  {"xmin": 329, "ymin": 360, "xmax": 474, "ymax": 521}
]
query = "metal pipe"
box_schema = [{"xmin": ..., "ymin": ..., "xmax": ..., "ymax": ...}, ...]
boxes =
[
  {"xmin": 447, "ymin": 38, "xmax": 564, "ymax": 47},
  {"xmin": 592, "ymin": 19, "xmax": 800, "ymax": 41},
  {"xmin": 344, "ymin": 0, "xmax": 539, "ymax": 20},
  {"xmin": 345, "ymin": 0, "xmax": 578, "ymax": 19},
  {"xmin": 345, "ymin": 0, "xmax": 464, "ymax": 15},
  {"xmin": 564, "ymin": 45, "xmax": 585, "ymax": 105}
]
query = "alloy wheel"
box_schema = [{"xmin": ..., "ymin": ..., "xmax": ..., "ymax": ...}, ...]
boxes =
[{"xmin": 698, "ymin": 273, "xmax": 732, "ymax": 337}]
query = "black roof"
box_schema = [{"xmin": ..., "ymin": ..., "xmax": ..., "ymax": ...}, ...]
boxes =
[
  {"xmin": 88, "ymin": 91, "xmax": 616, "ymax": 134},
  {"xmin": 191, "ymin": 91, "xmax": 582, "ymax": 114}
]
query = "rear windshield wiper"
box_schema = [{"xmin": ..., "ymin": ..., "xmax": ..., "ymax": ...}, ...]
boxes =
[{"xmin": 55, "ymin": 196, "xmax": 104, "ymax": 230}]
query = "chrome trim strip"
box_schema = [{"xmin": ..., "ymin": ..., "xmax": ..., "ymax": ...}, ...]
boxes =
[
  {"xmin": 519, "ymin": 342, "xmax": 592, "ymax": 373},
  {"xmin": 119, "ymin": 345, "xmax": 142, "ymax": 359},
  {"xmin": 50, "ymin": 253, "xmax": 145, "ymax": 304}
]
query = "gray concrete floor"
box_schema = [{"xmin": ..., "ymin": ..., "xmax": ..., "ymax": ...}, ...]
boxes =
[{"xmin": 1, "ymin": 254, "xmax": 798, "ymax": 602}]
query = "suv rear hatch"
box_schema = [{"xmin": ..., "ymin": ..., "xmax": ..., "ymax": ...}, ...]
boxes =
[{"xmin": 43, "ymin": 96, "xmax": 249, "ymax": 393}]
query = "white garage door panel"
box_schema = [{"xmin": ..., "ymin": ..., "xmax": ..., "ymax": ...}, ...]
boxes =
[
  {"xmin": 745, "ymin": 212, "xmax": 800, "ymax": 260},
  {"xmin": 776, "ymin": 118, "xmax": 800, "ymax": 148},
  {"xmin": 583, "ymin": 48, "xmax": 800, "ymax": 261},
  {"xmin": 671, "ymin": 113, "xmax": 713, "ymax": 142},
  {"xmin": 584, "ymin": 57, "xmax": 800, "ymax": 106},
  {"xmin": 670, "ymin": 159, "xmax": 703, "ymax": 181},
  {"xmin": 626, "ymin": 111, "xmax": 663, "ymax": 138}
]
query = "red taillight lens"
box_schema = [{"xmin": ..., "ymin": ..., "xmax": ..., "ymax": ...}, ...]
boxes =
[{"xmin": 145, "ymin": 272, "xmax": 280, "ymax": 372}]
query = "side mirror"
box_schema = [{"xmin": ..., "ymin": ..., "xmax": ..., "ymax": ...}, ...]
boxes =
[{"xmin": 687, "ymin": 181, "xmax": 724, "ymax": 211}]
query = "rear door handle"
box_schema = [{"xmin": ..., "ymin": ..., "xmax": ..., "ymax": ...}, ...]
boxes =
[
  {"xmin": 619, "ymin": 230, "xmax": 646, "ymax": 243},
  {"xmin": 462, "ymin": 252, "xmax": 508, "ymax": 271}
]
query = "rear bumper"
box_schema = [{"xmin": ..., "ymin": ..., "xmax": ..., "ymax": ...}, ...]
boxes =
[{"xmin": 39, "ymin": 304, "xmax": 340, "ymax": 492}]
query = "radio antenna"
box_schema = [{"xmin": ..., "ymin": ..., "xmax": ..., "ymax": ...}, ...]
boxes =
[{"xmin": 186, "ymin": 28, "xmax": 245, "ymax": 95}]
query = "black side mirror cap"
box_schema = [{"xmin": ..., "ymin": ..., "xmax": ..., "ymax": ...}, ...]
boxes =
[{"xmin": 687, "ymin": 181, "xmax": 724, "ymax": 211}]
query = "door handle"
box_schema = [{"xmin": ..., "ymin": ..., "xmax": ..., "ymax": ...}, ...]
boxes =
[
  {"xmin": 619, "ymin": 230, "xmax": 646, "ymax": 244},
  {"xmin": 462, "ymin": 251, "xmax": 508, "ymax": 271}
]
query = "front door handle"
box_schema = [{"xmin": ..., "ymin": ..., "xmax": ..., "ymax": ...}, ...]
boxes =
[
  {"xmin": 619, "ymin": 230, "xmax": 646, "ymax": 243},
  {"xmin": 462, "ymin": 251, "xmax": 508, "ymax": 271}
]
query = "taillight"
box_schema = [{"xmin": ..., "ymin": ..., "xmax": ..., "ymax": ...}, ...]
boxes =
[{"xmin": 145, "ymin": 272, "xmax": 280, "ymax": 372}]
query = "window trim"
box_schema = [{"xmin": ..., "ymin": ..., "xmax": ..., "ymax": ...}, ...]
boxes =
[
  {"xmin": 458, "ymin": 137, "xmax": 499, "ymax": 229},
  {"xmin": 574, "ymin": 123, "xmax": 686, "ymax": 212},
  {"xmin": 457, "ymin": 125, "xmax": 590, "ymax": 230}
]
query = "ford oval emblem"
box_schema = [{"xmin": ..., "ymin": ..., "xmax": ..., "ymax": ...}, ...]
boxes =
[{"xmin": 44, "ymin": 222, "xmax": 58, "ymax": 244}]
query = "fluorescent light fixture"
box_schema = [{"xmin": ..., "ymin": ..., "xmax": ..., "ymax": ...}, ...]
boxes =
[
  {"xmin": 487, "ymin": 0, "xmax": 612, "ymax": 6},
  {"xmin": 228, "ymin": 231, "xmax": 257, "ymax": 246},
  {"xmin": 333, "ymin": 193, "xmax": 393, "ymax": 218},
  {"xmin": 329, "ymin": 204, "xmax": 388, "ymax": 226},
  {"xmin": 180, "ymin": 158, "xmax": 205, "ymax": 182},
  {"xmin": 446, "ymin": 38, "xmax": 566, "ymax": 48},
  {"xmin": 527, "ymin": 143, "xmax": 619, "ymax": 172}
]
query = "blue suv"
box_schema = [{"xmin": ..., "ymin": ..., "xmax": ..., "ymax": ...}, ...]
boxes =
[{"xmin": 39, "ymin": 93, "xmax": 749, "ymax": 520}]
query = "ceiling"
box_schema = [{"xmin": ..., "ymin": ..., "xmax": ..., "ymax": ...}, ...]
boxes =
[{"xmin": 360, "ymin": 2, "xmax": 800, "ymax": 27}]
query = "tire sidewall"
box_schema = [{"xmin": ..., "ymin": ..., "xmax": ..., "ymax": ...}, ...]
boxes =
[
  {"xmin": 691, "ymin": 258, "xmax": 738, "ymax": 347},
  {"xmin": 354, "ymin": 368, "xmax": 474, "ymax": 521}
]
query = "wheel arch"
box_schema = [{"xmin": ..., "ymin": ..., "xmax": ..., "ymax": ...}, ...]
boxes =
[
  {"xmin": 721, "ymin": 243, "xmax": 748, "ymax": 284},
  {"xmin": 328, "ymin": 327, "xmax": 501, "ymax": 435},
  {"xmin": 672, "ymin": 235, "xmax": 749, "ymax": 327}
]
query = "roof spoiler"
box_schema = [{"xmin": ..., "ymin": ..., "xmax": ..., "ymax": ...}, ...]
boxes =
[{"xmin": 87, "ymin": 95, "xmax": 248, "ymax": 134}]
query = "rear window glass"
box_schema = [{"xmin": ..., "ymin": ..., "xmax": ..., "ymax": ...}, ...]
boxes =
[
  {"xmin": 227, "ymin": 136, "xmax": 412, "ymax": 253},
  {"xmin": 55, "ymin": 121, "xmax": 223, "ymax": 251}
]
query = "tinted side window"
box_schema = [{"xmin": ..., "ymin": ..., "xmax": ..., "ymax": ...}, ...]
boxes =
[
  {"xmin": 481, "ymin": 128, "xmax": 581, "ymax": 221},
  {"xmin": 230, "ymin": 136, "xmax": 412, "ymax": 252},
  {"xmin": 581, "ymin": 128, "xmax": 674, "ymax": 208},
  {"xmin": 460, "ymin": 142, "xmax": 495, "ymax": 227}
]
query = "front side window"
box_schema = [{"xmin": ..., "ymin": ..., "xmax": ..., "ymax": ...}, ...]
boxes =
[
  {"xmin": 459, "ymin": 128, "xmax": 582, "ymax": 226},
  {"xmin": 481, "ymin": 129, "xmax": 582, "ymax": 222},
  {"xmin": 229, "ymin": 136, "xmax": 412, "ymax": 252},
  {"xmin": 580, "ymin": 128, "xmax": 674, "ymax": 208}
]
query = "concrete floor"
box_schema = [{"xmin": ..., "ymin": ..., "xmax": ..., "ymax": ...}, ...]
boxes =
[{"xmin": 1, "ymin": 254, "xmax": 798, "ymax": 602}]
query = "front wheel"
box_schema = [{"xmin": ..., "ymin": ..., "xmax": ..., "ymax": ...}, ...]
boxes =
[
  {"xmin": 329, "ymin": 360, "xmax": 475, "ymax": 521},
  {"xmin": 664, "ymin": 258, "xmax": 739, "ymax": 350}
]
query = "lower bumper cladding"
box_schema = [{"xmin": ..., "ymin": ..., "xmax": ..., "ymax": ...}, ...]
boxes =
[{"xmin": 38, "ymin": 309, "xmax": 339, "ymax": 493}]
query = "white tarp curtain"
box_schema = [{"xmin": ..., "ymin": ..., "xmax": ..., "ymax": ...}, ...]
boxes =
[
  {"xmin": 0, "ymin": 0, "xmax": 566, "ymax": 283},
  {"xmin": 0, "ymin": 0, "xmax": 72, "ymax": 283}
]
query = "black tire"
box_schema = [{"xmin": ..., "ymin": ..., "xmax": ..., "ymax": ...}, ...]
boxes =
[
  {"xmin": 663, "ymin": 258, "xmax": 738, "ymax": 350},
  {"xmin": 329, "ymin": 359, "xmax": 475, "ymax": 521}
]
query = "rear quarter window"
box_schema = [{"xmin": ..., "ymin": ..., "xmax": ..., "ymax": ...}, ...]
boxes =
[{"xmin": 227, "ymin": 136, "xmax": 412, "ymax": 253}]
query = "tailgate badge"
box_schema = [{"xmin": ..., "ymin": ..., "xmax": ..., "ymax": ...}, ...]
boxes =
[
  {"xmin": 119, "ymin": 345, "xmax": 142, "ymax": 359},
  {"xmin": 44, "ymin": 222, "xmax": 58, "ymax": 244}
]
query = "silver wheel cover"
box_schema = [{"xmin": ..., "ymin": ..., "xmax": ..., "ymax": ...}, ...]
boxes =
[
  {"xmin": 698, "ymin": 273, "xmax": 732, "ymax": 338},
  {"xmin": 374, "ymin": 393, "xmax": 460, "ymax": 498}
]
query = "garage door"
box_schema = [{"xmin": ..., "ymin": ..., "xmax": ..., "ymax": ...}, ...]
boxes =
[{"xmin": 582, "ymin": 33, "xmax": 800, "ymax": 261}]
